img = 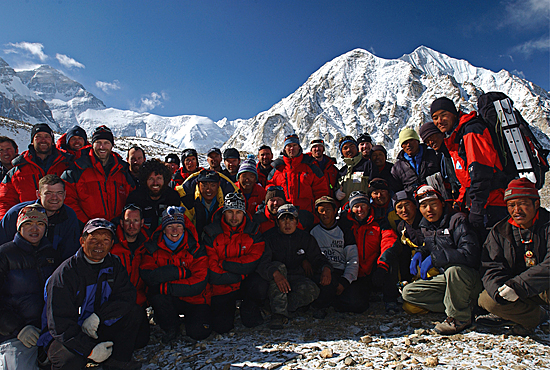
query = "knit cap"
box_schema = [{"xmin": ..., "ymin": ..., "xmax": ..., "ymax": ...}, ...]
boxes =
[
  {"xmin": 165, "ymin": 153, "xmax": 180, "ymax": 166},
  {"xmin": 31, "ymin": 123, "xmax": 54, "ymax": 142},
  {"xmin": 368, "ymin": 178, "xmax": 390, "ymax": 196},
  {"xmin": 392, "ymin": 190, "xmax": 416, "ymax": 208},
  {"xmin": 17, "ymin": 204, "xmax": 48, "ymax": 231},
  {"xmin": 430, "ymin": 97, "xmax": 458, "ymax": 117},
  {"xmin": 223, "ymin": 192, "xmax": 246, "ymax": 213},
  {"xmin": 265, "ymin": 185, "xmax": 286, "ymax": 202},
  {"xmin": 504, "ymin": 178, "xmax": 539, "ymax": 202},
  {"xmin": 284, "ymin": 134, "xmax": 300, "ymax": 148},
  {"xmin": 91, "ymin": 125, "xmax": 114, "ymax": 145},
  {"xmin": 399, "ymin": 128, "xmax": 421, "ymax": 146},
  {"xmin": 357, "ymin": 133, "xmax": 372, "ymax": 144},
  {"xmin": 418, "ymin": 122, "xmax": 441, "ymax": 142},
  {"xmin": 310, "ymin": 139, "xmax": 325, "ymax": 150},
  {"xmin": 66, "ymin": 125, "xmax": 88, "ymax": 143},
  {"xmin": 414, "ymin": 185, "xmax": 442, "ymax": 205},
  {"xmin": 371, "ymin": 145, "xmax": 387, "ymax": 158},
  {"xmin": 161, "ymin": 206, "xmax": 187, "ymax": 229},
  {"xmin": 349, "ymin": 191, "xmax": 370, "ymax": 209},
  {"xmin": 181, "ymin": 148, "xmax": 198, "ymax": 160},
  {"xmin": 237, "ymin": 158, "xmax": 258, "ymax": 180},
  {"xmin": 338, "ymin": 136, "xmax": 358, "ymax": 155}
]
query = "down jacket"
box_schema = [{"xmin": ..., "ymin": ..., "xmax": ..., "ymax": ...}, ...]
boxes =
[
  {"xmin": 417, "ymin": 205, "xmax": 480, "ymax": 270},
  {"xmin": 0, "ymin": 147, "xmax": 72, "ymax": 219},
  {"xmin": 267, "ymin": 153, "xmax": 329, "ymax": 214},
  {"xmin": 203, "ymin": 213, "xmax": 264, "ymax": 296},
  {"xmin": 391, "ymin": 144, "xmax": 442, "ymax": 194},
  {"xmin": 55, "ymin": 133, "xmax": 90, "ymax": 159},
  {"xmin": 61, "ymin": 148, "xmax": 135, "ymax": 223},
  {"xmin": 139, "ymin": 216, "xmax": 210, "ymax": 305},
  {"xmin": 236, "ymin": 182, "xmax": 266, "ymax": 217},
  {"xmin": 0, "ymin": 234, "xmax": 59, "ymax": 343},
  {"xmin": 481, "ymin": 208, "xmax": 550, "ymax": 304}
]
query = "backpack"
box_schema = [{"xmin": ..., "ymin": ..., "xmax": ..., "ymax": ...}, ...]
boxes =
[{"xmin": 477, "ymin": 91, "xmax": 549, "ymax": 189}]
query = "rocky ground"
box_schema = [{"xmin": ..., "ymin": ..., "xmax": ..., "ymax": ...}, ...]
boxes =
[{"xmin": 119, "ymin": 300, "xmax": 550, "ymax": 370}]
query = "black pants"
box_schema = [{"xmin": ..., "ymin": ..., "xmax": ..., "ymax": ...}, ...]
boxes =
[
  {"xmin": 149, "ymin": 294, "xmax": 211, "ymax": 340},
  {"xmin": 313, "ymin": 270, "xmax": 343, "ymax": 309},
  {"xmin": 210, "ymin": 290, "xmax": 240, "ymax": 334},
  {"xmin": 238, "ymin": 272, "xmax": 269, "ymax": 328},
  {"xmin": 48, "ymin": 304, "xmax": 144, "ymax": 369}
]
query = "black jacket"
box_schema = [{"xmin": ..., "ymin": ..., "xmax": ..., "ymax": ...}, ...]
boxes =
[
  {"xmin": 0, "ymin": 234, "xmax": 59, "ymax": 342},
  {"xmin": 481, "ymin": 208, "xmax": 550, "ymax": 304},
  {"xmin": 391, "ymin": 144, "xmax": 442, "ymax": 193},
  {"xmin": 378, "ymin": 161, "xmax": 401, "ymax": 193},
  {"xmin": 45, "ymin": 249, "xmax": 136, "ymax": 357},
  {"xmin": 257, "ymin": 227, "xmax": 331, "ymax": 281},
  {"xmin": 418, "ymin": 205, "xmax": 480, "ymax": 270},
  {"xmin": 126, "ymin": 186, "xmax": 181, "ymax": 233}
]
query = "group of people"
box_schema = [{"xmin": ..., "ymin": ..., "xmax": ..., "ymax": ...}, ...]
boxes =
[{"xmin": 0, "ymin": 95, "xmax": 548, "ymax": 369}]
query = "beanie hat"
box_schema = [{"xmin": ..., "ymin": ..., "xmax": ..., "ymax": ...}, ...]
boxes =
[
  {"xmin": 368, "ymin": 178, "xmax": 390, "ymax": 196},
  {"xmin": 165, "ymin": 153, "xmax": 180, "ymax": 166},
  {"xmin": 223, "ymin": 192, "xmax": 246, "ymax": 213},
  {"xmin": 339, "ymin": 136, "xmax": 358, "ymax": 155},
  {"xmin": 430, "ymin": 97, "xmax": 458, "ymax": 118},
  {"xmin": 66, "ymin": 125, "xmax": 87, "ymax": 143},
  {"xmin": 17, "ymin": 203, "xmax": 48, "ymax": 231},
  {"xmin": 265, "ymin": 185, "xmax": 286, "ymax": 202},
  {"xmin": 414, "ymin": 184, "xmax": 443, "ymax": 205},
  {"xmin": 371, "ymin": 145, "xmax": 387, "ymax": 158},
  {"xmin": 283, "ymin": 134, "xmax": 300, "ymax": 148},
  {"xmin": 504, "ymin": 178, "xmax": 539, "ymax": 202},
  {"xmin": 314, "ymin": 195, "xmax": 338, "ymax": 210},
  {"xmin": 237, "ymin": 158, "xmax": 258, "ymax": 180},
  {"xmin": 161, "ymin": 206, "xmax": 187, "ymax": 229},
  {"xmin": 399, "ymin": 128, "xmax": 421, "ymax": 146},
  {"xmin": 310, "ymin": 139, "xmax": 325, "ymax": 150},
  {"xmin": 392, "ymin": 190, "xmax": 416, "ymax": 208},
  {"xmin": 418, "ymin": 122, "xmax": 441, "ymax": 142},
  {"xmin": 31, "ymin": 123, "xmax": 53, "ymax": 142},
  {"xmin": 357, "ymin": 133, "xmax": 372, "ymax": 144},
  {"xmin": 277, "ymin": 203, "xmax": 299, "ymax": 219},
  {"xmin": 223, "ymin": 148, "xmax": 240, "ymax": 160},
  {"xmin": 197, "ymin": 169, "xmax": 220, "ymax": 183},
  {"xmin": 349, "ymin": 191, "xmax": 370, "ymax": 209},
  {"xmin": 91, "ymin": 125, "xmax": 114, "ymax": 145},
  {"xmin": 181, "ymin": 148, "xmax": 198, "ymax": 161}
]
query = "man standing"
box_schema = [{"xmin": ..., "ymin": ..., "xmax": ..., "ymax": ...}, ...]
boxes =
[
  {"xmin": 0, "ymin": 174, "xmax": 80, "ymax": 260},
  {"xmin": 235, "ymin": 159, "xmax": 266, "ymax": 217},
  {"xmin": 164, "ymin": 154, "xmax": 180, "ymax": 175},
  {"xmin": 256, "ymin": 145, "xmax": 273, "ymax": 187},
  {"xmin": 335, "ymin": 136, "xmax": 378, "ymax": 205},
  {"xmin": 170, "ymin": 148, "xmax": 205, "ymax": 187},
  {"xmin": 61, "ymin": 125, "xmax": 135, "ymax": 223},
  {"xmin": 206, "ymin": 148, "xmax": 223, "ymax": 173},
  {"xmin": 370, "ymin": 145, "xmax": 400, "ymax": 193},
  {"xmin": 268, "ymin": 134, "xmax": 329, "ymax": 215},
  {"xmin": 307, "ymin": 139, "xmax": 338, "ymax": 197},
  {"xmin": 221, "ymin": 148, "xmax": 241, "ymax": 183},
  {"xmin": 0, "ymin": 136, "xmax": 18, "ymax": 180},
  {"xmin": 44, "ymin": 218, "xmax": 143, "ymax": 369},
  {"xmin": 430, "ymin": 97, "xmax": 508, "ymax": 237},
  {"xmin": 56, "ymin": 125, "xmax": 89, "ymax": 159},
  {"xmin": 477, "ymin": 178, "xmax": 549, "ymax": 335},
  {"xmin": 127, "ymin": 146, "xmax": 146, "ymax": 188},
  {"xmin": 402, "ymin": 185, "xmax": 482, "ymax": 335},
  {"xmin": 357, "ymin": 133, "xmax": 373, "ymax": 159},
  {"xmin": 0, "ymin": 124, "xmax": 72, "ymax": 219},
  {"xmin": 126, "ymin": 159, "xmax": 181, "ymax": 233}
]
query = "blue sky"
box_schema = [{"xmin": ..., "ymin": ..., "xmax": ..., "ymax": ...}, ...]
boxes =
[{"xmin": 1, "ymin": 1, "xmax": 548, "ymax": 121}]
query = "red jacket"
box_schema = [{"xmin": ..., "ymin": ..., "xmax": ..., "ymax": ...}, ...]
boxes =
[
  {"xmin": 61, "ymin": 148, "xmax": 135, "ymax": 223},
  {"xmin": 170, "ymin": 167, "xmax": 205, "ymax": 188},
  {"xmin": 55, "ymin": 133, "xmax": 90, "ymax": 160},
  {"xmin": 305, "ymin": 153, "xmax": 338, "ymax": 197},
  {"xmin": 267, "ymin": 153, "xmax": 329, "ymax": 214},
  {"xmin": 252, "ymin": 205, "xmax": 310, "ymax": 234},
  {"xmin": 139, "ymin": 217, "xmax": 210, "ymax": 305},
  {"xmin": 203, "ymin": 214, "xmax": 264, "ymax": 297},
  {"xmin": 256, "ymin": 162, "xmax": 271, "ymax": 187},
  {"xmin": 236, "ymin": 182, "xmax": 266, "ymax": 217},
  {"xmin": 444, "ymin": 111, "xmax": 507, "ymax": 213},
  {"xmin": 110, "ymin": 226, "xmax": 149, "ymax": 306},
  {"xmin": 339, "ymin": 208, "xmax": 398, "ymax": 277},
  {"xmin": 0, "ymin": 148, "xmax": 72, "ymax": 219}
]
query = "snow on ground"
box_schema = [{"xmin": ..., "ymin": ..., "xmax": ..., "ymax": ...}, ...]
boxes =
[{"xmin": 129, "ymin": 302, "xmax": 549, "ymax": 370}]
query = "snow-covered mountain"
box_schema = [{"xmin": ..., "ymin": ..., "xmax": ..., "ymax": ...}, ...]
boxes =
[{"xmin": 224, "ymin": 46, "xmax": 550, "ymax": 158}]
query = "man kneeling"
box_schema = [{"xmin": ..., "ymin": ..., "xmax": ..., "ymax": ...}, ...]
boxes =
[{"xmin": 44, "ymin": 218, "xmax": 142, "ymax": 370}]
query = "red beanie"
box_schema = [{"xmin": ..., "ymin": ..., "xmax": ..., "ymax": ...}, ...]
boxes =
[{"xmin": 504, "ymin": 178, "xmax": 539, "ymax": 202}]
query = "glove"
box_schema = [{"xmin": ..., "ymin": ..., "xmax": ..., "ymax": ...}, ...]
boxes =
[
  {"xmin": 17, "ymin": 325, "xmax": 40, "ymax": 348},
  {"xmin": 498, "ymin": 284, "xmax": 519, "ymax": 302},
  {"xmin": 88, "ymin": 341, "xmax": 113, "ymax": 363},
  {"xmin": 420, "ymin": 255, "xmax": 433, "ymax": 280},
  {"xmin": 371, "ymin": 267, "xmax": 387, "ymax": 288},
  {"xmin": 82, "ymin": 313, "xmax": 100, "ymax": 339},
  {"xmin": 335, "ymin": 188, "xmax": 346, "ymax": 201},
  {"xmin": 409, "ymin": 252, "xmax": 422, "ymax": 276},
  {"xmin": 469, "ymin": 212, "xmax": 485, "ymax": 229}
]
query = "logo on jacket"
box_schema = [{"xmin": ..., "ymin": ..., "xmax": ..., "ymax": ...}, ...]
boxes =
[
  {"xmin": 455, "ymin": 160, "xmax": 462, "ymax": 170},
  {"xmin": 297, "ymin": 249, "xmax": 305, "ymax": 255}
]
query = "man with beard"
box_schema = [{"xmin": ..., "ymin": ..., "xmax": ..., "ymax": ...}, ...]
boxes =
[
  {"xmin": 127, "ymin": 146, "xmax": 146, "ymax": 188},
  {"xmin": 357, "ymin": 133, "xmax": 373, "ymax": 160},
  {"xmin": 256, "ymin": 145, "xmax": 273, "ymax": 187},
  {"xmin": 126, "ymin": 159, "xmax": 181, "ymax": 233},
  {"xmin": 206, "ymin": 147, "xmax": 223, "ymax": 173},
  {"xmin": 221, "ymin": 148, "xmax": 241, "ymax": 183},
  {"xmin": 164, "ymin": 154, "xmax": 180, "ymax": 175},
  {"xmin": 0, "ymin": 124, "xmax": 72, "ymax": 219},
  {"xmin": 0, "ymin": 136, "xmax": 18, "ymax": 180},
  {"xmin": 0, "ymin": 175, "xmax": 80, "ymax": 260}
]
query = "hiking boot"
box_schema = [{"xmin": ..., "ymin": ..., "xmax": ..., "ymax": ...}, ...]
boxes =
[
  {"xmin": 161, "ymin": 328, "xmax": 179, "ymax": 344},
  {"xmin": 434, "ymin": 317, "xmax": 471, "ymax": 335},
  {"xmin": 102, "ymin": 358, "xmax": 142, "ymax": 370},
  {"xmin": 475, "ymin": 313, "xmax": 514, "ymax": 327},
  {"xmin": 269, "ymin": 314, "xmax": 289, "ymax": 330},
  {"xmin": 510, "ymin": 324, "xmax": 534, "ymax": 336}
]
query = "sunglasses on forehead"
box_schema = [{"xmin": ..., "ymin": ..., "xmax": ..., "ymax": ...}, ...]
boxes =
[{"xmin": 266, "ymin": 185, "xmax": 284, "ymax": 192}]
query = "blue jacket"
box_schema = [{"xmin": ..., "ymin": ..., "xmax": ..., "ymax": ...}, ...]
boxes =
[
  {"xmin": 0, "ymin": 234, "xmax": 59, "ymax": 343},
  {"xmin": 42, "ymin": 248, "xmax": 136, "ymax": 356},
  {"xmin": 0, "ymin": 200, "xmax": 80, "ymax": 261}
]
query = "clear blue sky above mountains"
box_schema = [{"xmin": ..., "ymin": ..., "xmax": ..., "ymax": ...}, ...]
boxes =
[{"xmin": 2, "ymin": 0, "xmax": 548, "ymax": 121}]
